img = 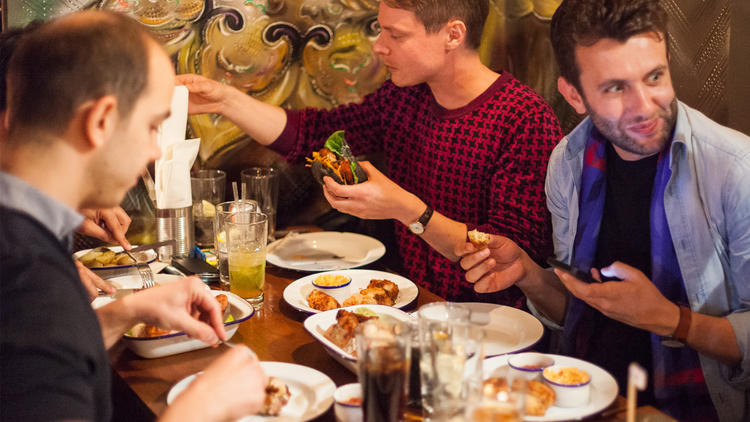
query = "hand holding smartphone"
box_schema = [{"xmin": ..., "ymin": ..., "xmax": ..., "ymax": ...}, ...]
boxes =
[{"xmin": 546, "ymin": 257, "xmax": 599, "ymax": 284}]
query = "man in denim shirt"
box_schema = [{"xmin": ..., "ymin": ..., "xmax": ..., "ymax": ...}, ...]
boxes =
[{"xmin": 457, "ymin": 0, "xmax": 750, "ymax": 419}]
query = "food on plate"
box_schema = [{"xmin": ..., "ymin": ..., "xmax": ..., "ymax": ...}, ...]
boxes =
[
  {"xmin": 543, "ymin": 366, "xmax": 590, "ymax": 385},
  {"xmin": 342, "ymin": 279, "xmax": 399, "ymax": 307},
  {"xmin": 306, "ymin": 130, "xmax": 368, "ymax": 186},
  {"xmin": 468, "ymin": 229, "xmax": 490, "ymax": 248},
  {"xmin": 78, "ymin": 246, "xmax": 136, "ymax": 268},
  {"xmin": 367, "ymin": 279, "xmax": 399, "ymax": 301},
  {"xmin": 308, "ymin": 278, "xmax": 400, "ymax": 310},
  {"xmin": 313, "ymin": 274, "xmax": 351, "ymax": 287},
  {"xmin": 308, "ymin": 289, "xmax": 341, "ymax": 312},
  {"xmin": 258, "ymin": 376, "xmax": 291, "ymax": 416},
  {"xmin": 322, "ymin": 309, "xmax": 377, "ymax": 355},
  {"xmin": 483, "ymin": 377, "xmax": 555, "ymax": 416},
  {"xmin": 129, "ymin": 294, "xmax": 230, "ymax": 338}
]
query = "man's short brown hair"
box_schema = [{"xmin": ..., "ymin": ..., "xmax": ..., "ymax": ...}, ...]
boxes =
[
  {"xmin": 6, "ymin": 11, "xmax": 156, "ymax": 138},
  {"xmin": 550, "ymin": 0, "xmax": 669, "ymax": 92},
  {"xmin": 382, "ymin": 0, "xmax": 489, "ymax": 50}
]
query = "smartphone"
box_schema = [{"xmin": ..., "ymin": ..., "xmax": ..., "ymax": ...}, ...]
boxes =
[
  {"xmin": 546, "ymin": 257, "xmax": 599, "ymax": 284},
  {"xmin": 171, "ymin": 256, "xmax": 220, "ymax": 284}
]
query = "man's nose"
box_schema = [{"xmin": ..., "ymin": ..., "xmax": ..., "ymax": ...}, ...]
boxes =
[
  {"xmin": 626, "ymin": 84, "xmax": 656, "ymax": 117},
  {"xmin": 372, "ymin": 34, "xmax": 387, "ymax": 56}
]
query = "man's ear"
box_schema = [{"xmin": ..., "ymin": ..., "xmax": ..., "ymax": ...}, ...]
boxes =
[
  {"xmin": 557, "ymin": 76, "xmax": 587, "ymax": 114},
  {"xmin": 444, "ymin": 19, "xmax": 467, "ymax": 51},
  {"xmin": 81, "ymin": 95, "xmax": 118, "ymax": 149}
]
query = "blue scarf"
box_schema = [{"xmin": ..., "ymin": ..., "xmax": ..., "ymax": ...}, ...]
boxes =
[{"xmin": 563, "ymin": 129, "xmax": 716, "ymax": 420}]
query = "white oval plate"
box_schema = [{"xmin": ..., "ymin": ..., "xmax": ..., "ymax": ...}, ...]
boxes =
[
  {"xmin": 266, "ymin": 232, "xmax": 385, "ymax": 272},
  {"xmin": 483, "ymin": 354, "xmax": 618, "ymax": 421},
  {"xmin": 91, "ymin": 273, "xmax": 185, "ymax": 308},
  {"xmin": 283, "ymin": 269, "xmax": 419, "ymax": 314},
  {"xmin": 303, "ymin": 304, "xmax": 414, "ymax": 373},
  {"xmin": 74, "ymin": 245, "xmax": 157, "ymax": 269},
  {"xmin": 457, "ymin": 302, "xmax": 544, "ymax": 358},
  {"xmin": 167, "ymin": 362, "xmax": 336, "ymax": 421}
]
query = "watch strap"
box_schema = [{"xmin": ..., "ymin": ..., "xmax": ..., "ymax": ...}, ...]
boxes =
[
  {"xmin": 417, "ymin": 204, "xmax": 434, "ymax": 228},
  {"xmin": 671, "ymin": 305, "xmax": 691, "ymax": 343}
]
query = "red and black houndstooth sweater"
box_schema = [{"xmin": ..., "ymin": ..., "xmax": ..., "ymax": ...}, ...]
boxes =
[{"xmin": 271, "ymin": 73, "xmax": 562, "ymax": 304}]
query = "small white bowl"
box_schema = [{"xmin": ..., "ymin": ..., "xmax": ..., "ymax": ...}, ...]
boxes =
[
  {"xmin": 507, "ymin": 352, "xmax": 555, "ymax": 380},
  {"xmin": 312, "ymin": 274, "xmax": 353, "ymax": 304},
  {"xmin": 542, "ymin": 365, "xmax": 592, "ymax": 408},
  {"xmin": 334, "ymin": 383, "xmax": 362, "ymax": 422}
]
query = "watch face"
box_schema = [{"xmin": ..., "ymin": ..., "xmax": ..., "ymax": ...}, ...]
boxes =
[{"xmin": 409, "ymin": 222, "xmax": 424, "ymax": 235}]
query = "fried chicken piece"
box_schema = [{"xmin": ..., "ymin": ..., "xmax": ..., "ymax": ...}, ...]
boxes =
[
  {"xmin": 360, "ymin": 287, "xmax": 394, "ymax": 306},
  {"xmin": 307, "ymin": 289, "xmax": 340, "ymax": 311},
  {"xmin": 258, "ymin": 376, "xmax": 291, "ymax": 416},
  {"xmin": 215, "ymin": 294, "xmax": 228, "ymax": 314},
  {"xmin": 342, "ymin": 293, "xmax": 378, "ymax": 307},
  {"xmin": 367, "ymin": 279, "xmax": 399, "ymax": 301},
  {"xmin": 322, "ymin": 309, "xmax": 375, "ymax": 354},
  {"xmin": 482, "ymin": 378, "xmax": 555, "ymax": 417}
]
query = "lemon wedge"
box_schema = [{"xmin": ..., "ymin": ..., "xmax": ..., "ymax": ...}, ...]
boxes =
[{"xmin": 202, "ymin": 200, "xmax": 216, "ymax": 217}]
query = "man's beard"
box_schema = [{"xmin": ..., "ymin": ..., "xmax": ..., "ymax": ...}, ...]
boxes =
[{"xmin": 585, "ymin": 97, "xmax": 678, "ymax": 158}]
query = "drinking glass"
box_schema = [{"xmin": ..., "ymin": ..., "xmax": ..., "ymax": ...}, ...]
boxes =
[
  {"xmin": 214, "ymin": 200, "xmax": 258, "ymax": 288},
  {"xmin": 418, "ymin": 302, "xmax": 484, "ymax": 421},
  {"xmin": 241, "ymin": 167, "xmax": 279, "ymax": 241},
  {"xmin": 190, "ymin": 169, "xmax": 226, "ymax": 249},
  {"xmin": 225, "ymin": 212, "xmax": 267, "ymax": 308},
  {"xmin": 356, "ymin": 318, "xmax": 412, "ymax": 422}
]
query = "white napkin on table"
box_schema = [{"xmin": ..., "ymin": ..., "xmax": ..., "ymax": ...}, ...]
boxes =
[{"xmin": 155, "ymin": 85, "xmax": 200, "ymax": 209}]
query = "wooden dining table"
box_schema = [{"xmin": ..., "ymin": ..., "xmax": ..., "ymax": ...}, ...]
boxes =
[{"xmin": 108, "ymin": 259, "xmax": 675, "ymax": 422}]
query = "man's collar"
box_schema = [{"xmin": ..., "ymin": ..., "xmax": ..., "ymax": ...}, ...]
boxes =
[{"xmin": 0, "ymin": 171, "xmax": 83, "ymax": 244}]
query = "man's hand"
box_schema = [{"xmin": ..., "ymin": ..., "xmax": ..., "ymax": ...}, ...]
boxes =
[
  {"xmin": 78, "ymin": 207, "xmax": 131, "ymax": 249},
  {"xmin": 321, "ymin": 161, "xmax": 421, "ymax": 224},
  {"xmin": 176, "ymin": 73, "xmax": 229, "ymax": 115},
  {"xmin": 75, "ymin": 260, "xmax": 115, "ymax": 300},
  {"xmin": 124, "ymin": 277, "xmax": 226, "ymax": 346},
  {"xmin": 554, "ymin": 261, "xmax": 680, "ymax": 336},
  {"xmin": 456, "ymin": 234, "xmax": 527, "ymax": 293},
  {"xmin": 161, "ymin": 346, "xmax": 268, "ymax": 422}
]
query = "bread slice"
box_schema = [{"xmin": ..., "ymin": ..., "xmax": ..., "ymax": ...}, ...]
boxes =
[{"xmin": 468, "ymin": 229, "xmax": 490, "ymax": 248}]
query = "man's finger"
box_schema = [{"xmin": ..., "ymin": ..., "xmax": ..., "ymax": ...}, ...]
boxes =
[
  {"xmin": 599, "ymin": 261, "xmax": 640, "ymax": 280},
  {"xmin": 459, "ymin": 247, "xmax": 489, "ymax": 271},
  {"xmin": 78, "ymin": 219, "xmax": 113, "ymax": 242},
  {"xmin": 100, "ymin": 210, "xmax": 131, "ymax": 249}
]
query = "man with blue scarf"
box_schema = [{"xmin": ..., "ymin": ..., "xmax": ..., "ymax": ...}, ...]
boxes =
[{"xmin": 457, "ymin": 0, "xmax": 750, "ymax": 420}]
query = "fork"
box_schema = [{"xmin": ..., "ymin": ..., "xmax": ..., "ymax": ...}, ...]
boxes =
[{"xmin": 125, "ymin": 250, "xmax": 156, "ymax": 289}]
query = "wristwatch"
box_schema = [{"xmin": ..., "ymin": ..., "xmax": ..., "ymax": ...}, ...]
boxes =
[
  {"xmin": 661, "ymin": 305, "xmax": 691, "ymax": 348},
  {"xmin": 408, "ymin": 204, "xmax": 434, "ymax": 235}
]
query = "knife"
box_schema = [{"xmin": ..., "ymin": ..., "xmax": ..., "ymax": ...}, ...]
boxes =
[{"xmin": 128, "ymin": 239, "xmax": 177, "ymax": 255}]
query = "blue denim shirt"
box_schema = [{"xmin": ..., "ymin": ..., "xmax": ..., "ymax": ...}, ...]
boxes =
[{"xmin": 540, "ymin": 101, "xmax": 750, "ymax": 421}]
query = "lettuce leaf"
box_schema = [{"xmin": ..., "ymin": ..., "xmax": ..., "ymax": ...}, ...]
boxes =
[{"xmin": 324, "ymin": 130, "xmax": 346, "ymax": 156}]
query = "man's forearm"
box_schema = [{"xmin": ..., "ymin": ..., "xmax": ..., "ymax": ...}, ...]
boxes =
[
  {"xmin": 217, "ymin": 85, "xmax": 288, "ymax": 146},
  {"xmin": 516, "ymin": 258, "xmax": 569, "ymax": 324},
  {"xmin": 684, "ymin": 312, "xmax": 740, "ymax": 365}
]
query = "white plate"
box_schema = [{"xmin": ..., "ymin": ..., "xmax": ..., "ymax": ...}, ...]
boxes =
[
  {"xmin": 483, "ymin": 354, "xmax": 618, "ymax": 421},
  {"xmin": 96, "ymin": 287, "xmax": 254, "ymax": 359},
  {"xmin": 303, "ymin": 304, "xmax": 414, "ymax": 373},
  {"xmin": 283, "ymin": 269, "xmax": 419, "ymax": 314},
  {"xmin": 458, "ymin": 302, "xmax": 544, "ymax": 358},
  {"xmin": 73, "ymin": 246, "xmax": 158, "ymax": 279},
  {"xmin": 266, "ymin": 232, "xmax": 385, "ymax": 271},
  {"xmin": 167, "ymin": 362, "xmax": 336, "ymax": 421},
  {"xmin": 91, "ymin": 273, "xmax": 185, "ymax": 308}
]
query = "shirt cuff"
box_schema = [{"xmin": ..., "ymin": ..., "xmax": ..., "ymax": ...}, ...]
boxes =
[{"xmin": 268, "ymin": 109, "xmax": 301, "ymax": 157}]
